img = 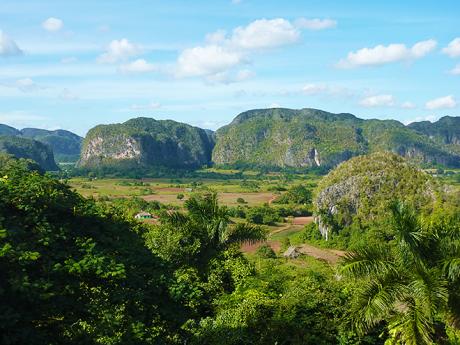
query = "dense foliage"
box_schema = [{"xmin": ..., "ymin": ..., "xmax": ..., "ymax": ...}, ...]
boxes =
[
  {"xmin": 0, "ymin": 136, "xmax": 58, "ymax": 171},
  {"xmin": 341, "ymin": 202, "xmax": 460, "ymax": 344},
  {"xmin": 313, "ymin": 152, "xmax": 443, "ymax": 247},
  {"xmin": 212, "ymin": 108, "xmax": 460, "ymax": 168},
  {"xmin": 0, "ymin": 156, "xmax": 189, "ymax": 344},
  {"xmin": 2, "ymin": 152, "xmax": 459, "ymax": 345}
]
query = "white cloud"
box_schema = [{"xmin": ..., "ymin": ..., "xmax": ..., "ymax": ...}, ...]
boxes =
[
  {"xmin": 130, "ymin": 102, "xmax": 161, "ymax": 110},
  {"xmin": 175, "ymin": 18, "xmax": 302, "ymax": 81},
  {"xmin": 295, "ymin": 18, "xmax": 337, "ymax": 30},
  {"xmin": 119, "ymin": 59, "xmax": 156, "ymax": 74},
  {"xmin": 42, "ymin": 17, "xmax": 63, "ymax": 32},
  {"xmin": 205, "ymin": 30, "xmax": 227, "ymax": 44},
  {"xmin": 302, "ymin": 83, "xmax": 327, "ymax": 95},
  {"xmin": 425, "ymin": 95, "xmax": 456, "ymax": 110},
  {"xmin": 337, "ymin": 39, "xmax": 437, "ymax": 68},
  {"xmin": 269, "ymin": 102, "xmax": 281, "ymax": 108},
  {"xmin": 450, "ymin": 63, "xmax": 460, "ymax": 75},
  {"xmin": 401, "ymin": 101, "xmax": 416, "ymax": 109},
  {"xmin": 0, "ymin": 31, "xmax": 23, "ymax": 57},
  {"xmin": 359, "ymin": 94, "xmax": 395, "ymax": 107},
  {"xmin": 205, "ymin": 69, "xmax": 255, "ymax": 84},
  {"xmin": 176, "ymin": 45, "xmax": 244, "ymax": 78},
  {"xmin": 442, "ymin": 38, "xmax": 460, "ymax": 58},
  {"xmin": 59, "ymin": 88, "xmax": 78, "ymax": 101},
  {"xmin": 97, "ymin": 39, "xmax": 142, "ymax": 63},
  {"xmin": 0, "ymin": 78, "xmax": 46, "ymax": 92},
  {"xmin": 15, "ymin": 78, "xmax": 44, "ymax": 92},
  {"xmin": 231, "ymin": 18, "xmax": 300, "ymax": 50}
]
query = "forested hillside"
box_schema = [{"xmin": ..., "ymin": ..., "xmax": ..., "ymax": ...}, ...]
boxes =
[
  {"xmin": 0, "ymin": 136, "xmax": 58, "ymax": 171},
  {"xmin": 213, "ymin": 108, "xmax": 460, "ymax": 168},
  {"xmin": 79, "ymin": 117, "xmax": 215, "ymax": 171}
]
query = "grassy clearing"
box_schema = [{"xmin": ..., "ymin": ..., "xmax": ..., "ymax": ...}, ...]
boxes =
[{"xmin": 67, "ymin": 170, "xmax": 322, "ymax": 207}]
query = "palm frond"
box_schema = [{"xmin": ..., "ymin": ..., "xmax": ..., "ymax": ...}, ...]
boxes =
[
  {"xmin": 387, "ymin": 300, "xmax": 434, "ymax": 345},
  {"xmin": 341, "ymin": 245, "xmax": 397, "ymax": 279},
  {"xmin": 226, "ymin": 222, "xmax": 267, "ymax": 245},
  {"xmin": 407, "ymin": 270, "xmax": 448, "ymax": 317},
  {"xmin": 352, "ymin": 278, "xmax": 406, "ymax": 334},
  {"xmin": 443, "ymin": 258, "xmax": 460, "ymax": 282}
]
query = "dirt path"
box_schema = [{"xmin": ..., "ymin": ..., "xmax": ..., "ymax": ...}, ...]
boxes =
[
  {"xmin": 297, "ymin": 244, "xmax": 346, "ymax": 265},
  {"xmin": 240, "ymin": 216, "xmax": 347, "ymax": 265}
]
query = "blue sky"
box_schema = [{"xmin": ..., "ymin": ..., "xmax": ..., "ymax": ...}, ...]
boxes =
[{"xmin": 1, "ymin": 0, "xmax": 459, "ymax": 136}]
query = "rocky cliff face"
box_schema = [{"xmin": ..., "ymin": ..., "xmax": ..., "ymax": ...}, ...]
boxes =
[
  {"xmin": 313, "ymin": 152, "xmax": 438, "ymax": 240},
  {"xmin": 212, "ymin": 108, "xmax": 460, "ymax": 168},
  {"xmin": 0, "ymin": 136, "xmax": 59, "ymax": 171},
  {"xmin": 79, "ymin": 117, "xmax": 215, "ymax": 169}
]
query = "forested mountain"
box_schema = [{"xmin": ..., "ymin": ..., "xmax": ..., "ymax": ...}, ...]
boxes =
[
  {"xmin": 20, "ymin": 128, "xmax": 83, "ymax": 162},
  {"xmin": 0, "ymin": 136, "xmax": 59, "ymax": 171},
  {"xmin": 0, "ymin": 124, "xmax": 83, "ymax": 163},
  {"xmin": 212, "ymin": 108, "xmax": 460, "ymax": 168},
  {"xmin": 408, "ymin": 115, "xmax": 460, "ymax": 152},
  {"xmin": 78, "ymin": 117, "xmax": 215, "ymax": 170}
]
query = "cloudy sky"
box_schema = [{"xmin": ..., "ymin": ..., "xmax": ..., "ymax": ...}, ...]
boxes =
[{"xmin": 1, "ymin": 0, "xmax": 459, "ymax": 135}]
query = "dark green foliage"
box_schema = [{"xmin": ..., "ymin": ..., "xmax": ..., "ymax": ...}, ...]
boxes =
[
  {"xmin": 341, "ymin": 202, "xmax": 460, "ymax": 344},
  {"xmin": 191, "ymin": 260, "xmax": 356, "ymax": 345},
  {"xmin": 0, "ymin": 157, "xmax": 185, "ymax": 344},
  {"xmin": 145, "ymin": 193, "xmax": 265, "ymax": 321},
  {"xmin": 0, "ymin": 124, "xmax": 20, "ymax": 136},
  {"xmin": 236, "ymin": 197, "xmax": 246, "ymax": 204},
  {"xmin": 273, "ymin": 184, "xmax": 312, "ymax": 204},
  {"xmin": 213, "ymin": 108, "xmax": 460, "ymax": 168},
  {"xmin": 0, "ymin": 135, "xmax": 58, "ymax": 171},
  {"xmin": 246, "ymin": 205, "xmax": 281, "ymax": 225},
  {"xmin": 20, "ymin": 128, "xmax": 83, "ymax": 162}
]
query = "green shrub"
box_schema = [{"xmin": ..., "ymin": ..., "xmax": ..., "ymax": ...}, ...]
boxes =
[{"xmin": 256, "ymin": 244, "xmax": 276, "ymax": 258}]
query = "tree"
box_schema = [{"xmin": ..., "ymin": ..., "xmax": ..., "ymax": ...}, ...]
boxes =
[
  {"xmin": 341, "ymin": 202, "xmax": 460, "ymax": 344},
  {"xmin": 0, "ymin": 157, "xmax": 185, "ymax": 344},
  {"xmin": 147, "ymin": 193, "xmax": 266, "ymax": 268}
]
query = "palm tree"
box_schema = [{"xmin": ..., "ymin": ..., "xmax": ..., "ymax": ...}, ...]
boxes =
[
  {"xmin": 154, "ymin": 192, "xmax": 266, "ymax": 267},
  {"xmin": 341, "ymin": 202, "xmax": 451, "ymax": 345}
]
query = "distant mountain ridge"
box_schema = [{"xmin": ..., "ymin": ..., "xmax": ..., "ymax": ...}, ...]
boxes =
[
  {"xmin": 3, "ymin": 108, "xmax": 460, "ymax": 171},
  {"xmin": 212, "ymin": 108, "xmax": 460, "ymax": 168},
  {"xmin": 0, "ymin": 124, "xmax": 83, "ymax": 163}
]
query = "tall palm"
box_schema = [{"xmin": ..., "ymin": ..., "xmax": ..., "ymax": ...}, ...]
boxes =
[
  {"xmin": 160, "ymin": 192, "xmax": 266, "ymax": 263},
  {"xmin": 341, "ymin": 202, "xmax": 450, "ymax": 345}
]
